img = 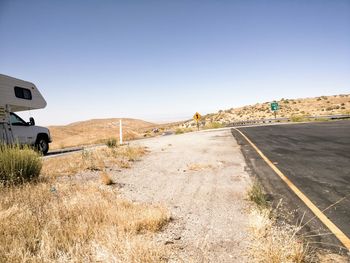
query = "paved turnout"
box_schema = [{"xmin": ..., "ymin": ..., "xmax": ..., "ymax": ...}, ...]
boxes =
[{"xmin": 237, "ymin": 121, "xmax": 350, "ymax": 241}]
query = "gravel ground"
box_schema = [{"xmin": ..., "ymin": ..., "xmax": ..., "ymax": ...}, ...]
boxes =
[{"xmin": 116, "ymin": 129, "xmax": 253, "ymax": 262}]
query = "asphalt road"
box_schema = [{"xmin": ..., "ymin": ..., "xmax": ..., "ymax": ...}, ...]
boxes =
[{"xmin": 236, "ymin": 121, "xmax": 350, "ymax": 246}]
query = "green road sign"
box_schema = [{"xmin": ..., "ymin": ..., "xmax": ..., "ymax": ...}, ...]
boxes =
[{"xmin": 271, "ymin": 102, "xmax": 279, "ymax": 111}]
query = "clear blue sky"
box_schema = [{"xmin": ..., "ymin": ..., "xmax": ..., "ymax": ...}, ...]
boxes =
[{"xmin": 0, "ymin": 0, "xmax": 349, "ymax": 125}]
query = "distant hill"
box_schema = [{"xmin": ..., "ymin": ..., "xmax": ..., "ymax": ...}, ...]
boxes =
[
  {"xmin": 49, "ymin": 94, "xmax": 350, "ymax": 149},
  {"xmin": 49, "ymin": 118, "xmax": 157, "ymax": 149},
  {"xmin": 183, "ymin": 94, "xmax": 350, "ymax": 127}
]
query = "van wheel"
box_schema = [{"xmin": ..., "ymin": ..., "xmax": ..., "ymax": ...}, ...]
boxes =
[{"xmin": 36, "ymin": 137, "xmax": 49, "ymax": 155}]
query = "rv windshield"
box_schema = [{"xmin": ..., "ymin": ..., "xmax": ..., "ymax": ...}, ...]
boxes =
[{"xmin": 10, "ymin": 113, "xmax": 27, "ymax": 126}]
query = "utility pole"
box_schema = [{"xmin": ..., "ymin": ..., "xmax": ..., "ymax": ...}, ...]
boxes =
[{"xmin": 119, "ymin": 119, "xmax": 123, "ymax": 145}]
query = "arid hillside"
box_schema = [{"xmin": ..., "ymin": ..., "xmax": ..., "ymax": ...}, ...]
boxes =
[
  {"xmin": 49, "ymin": 94, "xmax": 350, "ymax": 149},
  {"xmin": 49, "ymin": 118, "xmax": 157, "ymax": 149},
  {"xmin": 183, "ymin": 94, "xmax": 350, "ymax": 127}
]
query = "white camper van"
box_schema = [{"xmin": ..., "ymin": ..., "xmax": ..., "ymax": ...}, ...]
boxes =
[{"xmin": 0, "ymin": 74, "xmax": 51, "ymax": 154}]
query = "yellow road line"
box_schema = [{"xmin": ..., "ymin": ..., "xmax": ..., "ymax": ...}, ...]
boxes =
[{"xmin": 233, "ymin": 128, "xmax": 350, "ymax": 250}]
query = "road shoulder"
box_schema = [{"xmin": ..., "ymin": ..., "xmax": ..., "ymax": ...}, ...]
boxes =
[
  {"xmin": 230, "ymin": 127, "xmax": 348, "ymax": 255},
  {"xmin": 115, "ymin": 129, "xmax": 253, "ymax": 262}
]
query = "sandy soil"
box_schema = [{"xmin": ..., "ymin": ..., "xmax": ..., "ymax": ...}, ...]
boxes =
[{"xmin": 116, "ymin": 129, "xmax": 252, "ymax": 262}]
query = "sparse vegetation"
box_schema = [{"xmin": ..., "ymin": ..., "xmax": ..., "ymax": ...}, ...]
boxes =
[
  {"xmin": 204, "ymin": 121, "xmax": 224, "ymax": 129},
  {"xmin": 49, "ymin": 118, "xmax": 160, "ymax": 150},
  {"xmin": 100, "ymin": 170, "xmax": 114, "ymax": 185},
  {"xmin": 248, "ymin": 180, "xmax": 269, "ymax": 209},
  {"xmin": 41, "ymin": 146, "xmax": 147, "ymax": 178},
  {"xmin": 175, "ymin": 128, "xmax": 185, "ymax": 134},
  {"xmin": 249, "ymin": 208, "xmax": 315, "ymax": 263},
  {"xmin": 290, "ymin": 115, "xmax": 307, "ymax": 122},
  {"xmin": 106, "ymin": 137, "xmax": 118, "ymax": 148},
  {"xmin": 0, "ymin": 143, "xmax": 170, "ymax": 262},
  {"xmin": 175, "ymin": 127, "xmax": 194, "ymax": 134},
  {"xmin": 184, "ymin": 94, "xmax": 350, "ymax": 128},
  {"xmin": 247, "ymin": 182, "xmax": 316, "ymax": 262},
  {"xmin": 0, "ymin": 144, "xmax": 42, "ymax": 184},
  {"xmin": 0, "ymin": 181, "xmax": 169, "ymax": 262}
]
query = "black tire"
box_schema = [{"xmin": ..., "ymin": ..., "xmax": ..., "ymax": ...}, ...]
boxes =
[{"xmin": 36, "ymin": 137, "xmax": 49, "ymax": 155}]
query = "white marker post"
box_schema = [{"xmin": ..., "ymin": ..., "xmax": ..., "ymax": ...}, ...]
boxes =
[{"xmin": 119, "ymin": 119, "xmax": 123, "ymax": 145}]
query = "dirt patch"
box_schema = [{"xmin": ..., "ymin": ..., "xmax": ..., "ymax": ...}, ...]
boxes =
[{"xmin": 115, "ymin": 129, "xmax": 253, "ymax": 262}]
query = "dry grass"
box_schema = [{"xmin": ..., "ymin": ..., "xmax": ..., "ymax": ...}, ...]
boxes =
[
  {"xmin": 100, "ymin": 171, "xmax": 114, "ymax": 185},
  {"xmin": 203, "ymin": 121, "xmax": 224, "ymax": 129},
  {"xmin": 0, "ymin": 181, "xmax": 170, "ymax": 262},
  {"xmin": 248, "ymin": 208, "xmax": 315, "ymax": 263},
  {"xmin": 0, "ymin": 145, "xmax": 170, "ymax": 262},
  {"xmin": 247, "ymin": 183, "xmax": 349, "ymax": 262},
  {"xmin": 175, "ymin": 127, "xmax": 194, "ymax": 134},
  {"xmin": 247, "ymin": 180, "xmax": 315, "ymax": 262},
  {"xmin": 42, "ymin": 146, "xmax": 147, "ymax": 178},
  {"xmin": 49, "ymin": 118, "xmax": 157, "ymax": 150}
]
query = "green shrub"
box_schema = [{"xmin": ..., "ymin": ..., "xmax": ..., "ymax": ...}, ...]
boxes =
[
  {"xmin": 248, "ymin": 181, "xmax": 268, "ymax": 209},
  {"xmin": 0, "ymin": 145, "xmax": 42, "ymax": 184},
  {"xmin": 106, "ymin": 138, "xmax": 118, "ymax": 148}
]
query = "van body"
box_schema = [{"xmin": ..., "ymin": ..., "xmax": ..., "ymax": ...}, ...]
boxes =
[{"xmin": 0, "ymin": 74, "xmax": 51, "ymax": 154}]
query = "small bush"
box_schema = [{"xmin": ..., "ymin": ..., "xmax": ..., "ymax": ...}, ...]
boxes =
[
  {"xmin": 248, "ymin": 181, "xmax": 269, "ymax": 209},
  {"xmin": 175, "ymin": 128, "xmax": 184, "ymax": 134},
  {"xmin": 205, "ymin": 122, "xmax": 224, "ymax": 129},
  {"xmin": 0, "ymin": 144, "xmax": 42, "ymax": 184},
  {"xmin": 100, "ymin": 171, "xmax": 114, "ymax": 185},
  {"xmin": 106, "ymin": 138, "xmax": 118, "ymax": 148},
  {"xmin": 291, "ymin": 115, "xmax": 306, "ymax": 122}
]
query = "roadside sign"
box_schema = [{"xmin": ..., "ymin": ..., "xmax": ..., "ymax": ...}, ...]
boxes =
[
  {"xmin": 271, "ymin": 102, "xmax": 279, "ymax": 111},
  {"xmin": 193, "ymin": 112, "xmax": 201, "ymax": 121},
  {"xmin": 193, "ymin": 112, "xmax": 201, "ymax": 131}
]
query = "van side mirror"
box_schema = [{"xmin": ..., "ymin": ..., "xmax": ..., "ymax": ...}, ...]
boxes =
[{"xmin": 29, "ymin": 117, "xmax": 35, "ymax": 126}]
